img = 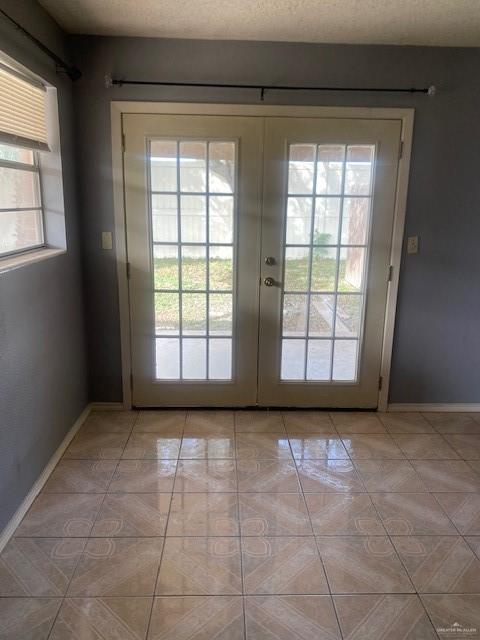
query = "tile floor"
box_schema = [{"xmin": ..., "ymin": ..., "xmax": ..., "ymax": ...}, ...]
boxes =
[{"xmin": 1, "ymin": 409, "xmax": 480, "ymax": 639}]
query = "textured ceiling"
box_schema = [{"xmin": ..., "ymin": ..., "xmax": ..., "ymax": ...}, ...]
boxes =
[{"xmin": 38, "ymin": 0, "xmax": 480, "ymax": 47}]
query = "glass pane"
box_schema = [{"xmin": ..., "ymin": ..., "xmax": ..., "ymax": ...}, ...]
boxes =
[
  {"xmin": 309, "ymin": 294, "xmax": 334, "ymax": 337},
  {"xmin": 180, "ymin": 142, "xmax": 206, "ymax": 192},
  {"xmin": 311, "ymin": 247, "xmax": 337, "ymax": 292},
  {"xmin": 306, "ymin": 340, "xmax": 332, "ymax": 380},
  {"xmin": 336, "ymin": 295, "xmax": 363, "ymax": 338},
  {"xmin": 338, "ymin": 247, "xmax": 366, "ymax": 293},
  {"xmin": 345, "ymin": 145, "xmax": 374, "ymax": 196},
  {"xmin": 154, "ymin": 245, "xmax": 178, "ymax": 290},
  {"xmin": 316, "ymin": 145, "xmax": 344, "ymax": 195},
  {"xmin": 209, "ymin": 195, "xmax": 233, "ymax": 243},
  {"xmin": 209, "ymin": 246, "xmax": 233, "ymax": 290},
  {"xmin": 180, "ymin": 195, "xmax": 206, "ymax": 243},
  {"xmin": 341, "ymin": 198, "xmax": 370, "ymax": 245},
  {"xmin": 286, "ymin": 197, "xmax": 312, "ymax": 244},
  {"xmin": 152, "ymin": 194, "xmax": 177, "ymax": 242},
  {"xmin": 314, "ymin": 198, "xmax": 341, "ymax": 245},
  {"xmin": 183, "ymin": 338, "xmax": 207, "ymax": 379},
  {"xmin": 155, "ymin": 292, "xmax": 179, "ymax": 335},
  {"xmin": 288, "ymin": 145, "xmax": 315, "ymax": 194},
  {"xmin": 209, "ymin": 142, "xmax": 235, "ymax": 193},
  {"xmin": 0, "ymin": 210, "xmax": 43, "ymax": 255},
  {"xmin": 182, "ymin": 293, "xmax": 207, "ymax": 334},
  {"xmin": 281, "ymin": 339, "xmax": 306, "ymax": 380},
  {"xmin": 0, "ymin": 166, "xmax": 40, "ymax": 209},
  {"xmin": 284, "ymin": 247, "xmax": 309, "ymax": 292},
  {"xmin": 156, "ymin": 338, "xmax": 180, "ymax": 379},
  {"xmin": 151, "ymin": 140, "xmax": 177, "ymax": 192},
  {"xmin": 333, "ymin": 340, "xmax": 358, "ymax": 380},
  {"xmin": 209, "ymin": 293, "xmax": 232, "ymax": 335},
  {"xmin": 0, "ymin": 144, "xmax": 34, "ymax": 164},
  {"xmin": 209, "ymin": 339, "xmax": 232, "ymax": 379},
  {"xmin": 282, "ymin": 294, "xmax": 307, "ymax": 337},
  {"xmin": 182, "ymin": 246, "xmax": 206, "ymax": 290}
]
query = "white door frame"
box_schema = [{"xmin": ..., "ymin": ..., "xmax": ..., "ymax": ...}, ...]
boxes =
[{"xmin": 111, "ymin": 102, "xmax": 414, "ymax": 411}]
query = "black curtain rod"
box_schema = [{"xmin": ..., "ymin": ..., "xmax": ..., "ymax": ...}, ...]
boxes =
[
  {"xmin": 0, "ymin": 9, "xmax": 81, "ymax": 81},
  {"xmin": 106, "ymin": 75, "xmax": 436, "ymax": 99}
]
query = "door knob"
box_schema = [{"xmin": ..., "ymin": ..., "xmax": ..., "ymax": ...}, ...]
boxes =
[
  {"xmin": 264, "ymin": 277, "xmax": 275, "ymax": 287},
  {"xmin": 265, "ymin": 256, "xmax": 276, "ymax": 266}
]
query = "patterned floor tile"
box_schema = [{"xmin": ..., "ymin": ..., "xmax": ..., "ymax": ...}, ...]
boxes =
[
  {"xmin": 174, "ymin": 460, "xmax": 237, "ymax": 492},
  {"xmin": 91, "ymin": 493, "xmax": 171, "ymax": 536},
  {"xmin": 236, "ymin": 433, "xmax": 292, "ymax": 459},
  {"xmin": 0, "ymin": 538, "xmax": 85, "ymax": 596},
  {"xmin": 245, "ymin": 595, "xmax": 341, "ymax": 640},
  {"xmin": 353, "ymin": 460, "xmax": 428, "ymax": 492},
  {"xmin": 167, "ymin": 493, "xmax": 239, "ymax": 536},
  {"xmin": 237, "ymin": 460, "xmax": 301, "ymax": 492},
  {"xmin": 108, "ymin": 460, "xmax": 176, "ymax": 493},
  {"xmin": 81, "ymin": 411, "xmax": 137, "ymax": 434},
  {"xmin": 16, "ymin": 494, "xmax": 104, "ymax": 537},
  {"xmin": 423, "ymin": 412, "xmax": 480, "ymax": 434},
  {"xmin": 156, "ymin": 537, "xmax": 242, "ymax": 595},
  {"xmin": 370, "ymin": 493, "xmax": 457, "ymax": 535},
  {"xmin": 49, "ymin": 597, "xmax": 152, "ymax": 639},
  {"xmin": 63, "ymin": 432, "xmax": 129, "ymax": 460},
  {"xmin": 434, "ymin": 493, "xmax": 480, "ymax": 534},
  {"xmin": 316, "ymin": 537, "xmax": 414, "ymax": 594},
  {"xmin": 391, "ymin": 434, "xmax": 459, "ymax": 460},
  {"xmin": 134, "ymin": 410, "xmax": 186, "ymax": 435},
  {"xmin": 239, "ymin": 493, "xmax": 312, "ymax": 536},
  {"xmin": 184, "ymin": 410, "xmax": 235, "ymax": 436},
  {"xmin": 122, "ymin": 433, "xmax": 181, "ymax": 459},
  {"xmin": 306, "ymin": 493, "xmax": 385, "ymax": 535},
  {"xmin": 330, "ymin": 412, "xmax": 387, "ymax": 435},
  {"xmin": 443, "ymin": 434, "xmax": 480, "ymax": 460},
  {"xmin": 242, "ymin": 537, "xmax": 328, "ymax": 594},
  {"xmin": 297, "ymin": 460, "xmax": 365, "ymax": 492},
  {"xmin": 235, "ymin": 411, "xmax": 286, "ymax": 433},
  {"xmin": 421, "ymin": 594, "xmax": 480, "ymax": 639},
  {"xmin": 42, "ymin": 460, "xmax": 117, "ymax": 493},
  {"xmin": 466, "ymin": 536, "xmax": 480, "ymax": 559},
  {"xmin": 341, "ymin": 435, "xmax": 404, "ymax": 459},
  {"xmin": 412, "ymin": 460, "xmax": 480, "ymax": 492},
  {"xmin": 68, "ymin": 537, "xmax": 163, "ymax": 596},
  {"xmin": 283, "ymin": 412, "xmax": 335, "ymax": 436},
  {"xmin": 392, "ymin": 535, "xmax": 480, "ymax": 593},
  {"xmin": 334, "ymin": 594, "xmax": 438, "ymax": 639},
  {"xmin": 379, "ymin": 412, "xmax": 435, "ymax": 434},
  {"xmin": 148, "ymin": 596, "xmax": 244, "ymax": 640},
  {"xmin": 289, "ymin": 437, "xmax": 349, "ymax": 459},
  {"xmin": 180, "ymin": 437, "xmax": 235, "ymax": 459},
  {"xmin": 0, "ymin": 597, "xmax": 61, "ymax": 640}
]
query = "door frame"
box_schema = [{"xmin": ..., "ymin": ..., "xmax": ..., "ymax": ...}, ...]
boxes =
[{"xmin": 111, "ymin": 102, "xmax": 414, "ymax": 411}]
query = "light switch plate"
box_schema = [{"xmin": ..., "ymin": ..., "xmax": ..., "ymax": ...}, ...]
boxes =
[
  {"xmin": 407, "ymin": 235, "xmax": 418, "ymax": 254},
  {"xmin": 101, "ymin": 231, "xmax": 113, "ymax": 250}
]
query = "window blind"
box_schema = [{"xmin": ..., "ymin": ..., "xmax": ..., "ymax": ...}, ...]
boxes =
[{"xmin": 0, "ymin": 63, "xmax": 48, "ymax": 151}]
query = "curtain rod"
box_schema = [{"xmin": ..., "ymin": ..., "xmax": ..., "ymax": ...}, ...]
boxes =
[
  {"xmin": 105, "ymin": 75, "xmax": 436, "ymax": 99},
  {"xmin": 0, "ymin": 9, "xmax": 82, "ymax": 81}
]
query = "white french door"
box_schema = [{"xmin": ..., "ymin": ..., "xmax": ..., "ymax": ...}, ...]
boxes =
[{"xmin": 123, "ymin": 112, "xmax": 402, "ymax": 407}]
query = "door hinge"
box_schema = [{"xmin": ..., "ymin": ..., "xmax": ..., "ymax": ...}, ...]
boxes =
[
  {"xmin": 398, "ymin": 140, "xmax": 404, "ymax": 159},
  {"xmin": 126, "ymin": 262, "xmax": 131, "ymax": 279},
  {"xmin": 388, "ymin": 265, "xmax": 393, "ymax": 282},
  {"xmin": 130, "ymin": 372, "xmax": 134, "ymax": 390},
  {"xmin": 378, "ymin": 375, "xmax": 383, "ymax": 391},
  {"xmin": 121, "ymin": 132, "xmax": 126, "ymax": 153}
]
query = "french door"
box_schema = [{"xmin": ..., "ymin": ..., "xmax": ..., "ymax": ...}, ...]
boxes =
[{"xmin": 123, "ymin": 112, "xmax": 402, "ymax": 407}]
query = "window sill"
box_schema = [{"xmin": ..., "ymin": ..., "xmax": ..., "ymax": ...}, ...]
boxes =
[{"xmin": 0, "ymin": 247, "xmax": 66, "ymax": 275}]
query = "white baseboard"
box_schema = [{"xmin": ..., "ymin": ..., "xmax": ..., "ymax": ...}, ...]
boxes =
[
  {"xmin": 0, "ymin": 403, "xmax": 93, "ymax": 553},
  {"xmin": 89, "ymin": 402, "xmax": 125, "ymax": 411},
  {"xmin": 388, "ymin": 403, "xmax": 480, "ymax": 413}
]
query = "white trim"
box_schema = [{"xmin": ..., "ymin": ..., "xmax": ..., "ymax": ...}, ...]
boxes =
[
  {"xmin": 111, "ymin": 102, "xmax": 414, "ymax": 410},
  {"xmin": 0, "ymin": 403, "xmax": 92, "ymax": 553},
  {"xmin": 388, "ymin": 403, "xmax": 480, "ymax": 413},
  {"xmin": 0, "ymin": 247, "xmax": 65, "ymax": 275}
]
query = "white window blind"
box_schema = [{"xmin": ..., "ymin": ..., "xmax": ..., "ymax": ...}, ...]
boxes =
[{"xmin": 0, "ymin": 63, "xmax": 48, "ymax": 151}]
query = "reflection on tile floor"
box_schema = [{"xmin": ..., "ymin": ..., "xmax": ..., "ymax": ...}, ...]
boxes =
[{"xmin": 2, "ymin": 409, "xmax": 480, "ymax": 638}]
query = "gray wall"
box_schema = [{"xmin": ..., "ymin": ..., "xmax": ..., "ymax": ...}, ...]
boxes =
[
  {"xmin": 71, "ymin": 35, "xmax": 480, "ymax": 404},
  {"xmin": 0, "ymin": 1, "xmax": 88, "ymax": 531}
]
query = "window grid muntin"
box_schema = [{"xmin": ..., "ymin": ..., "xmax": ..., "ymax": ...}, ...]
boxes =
[
  {"xmin": 0, "ymin": 148, "xmax": 44, "ymax": 258},
  {"xmin": 149, "ymin": 138, "xmax": 236, "ymax": 381},
  {"xmin": 281, "ymin": 143, "xmax": 375, "ymax": 382}
]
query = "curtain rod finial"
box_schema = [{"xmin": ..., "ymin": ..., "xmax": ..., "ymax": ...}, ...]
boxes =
[
  {"xmin": 105, "ymin": 74, "xmax": 113, "ymax": 89},
  {"xmin": 428, "ymin": 85, "xmax": 436, "ymax": 96}
]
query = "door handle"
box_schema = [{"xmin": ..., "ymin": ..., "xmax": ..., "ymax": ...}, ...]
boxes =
[{"xmin": 263, "ymin": 277, "xmax": 275, "ymax": 287}]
